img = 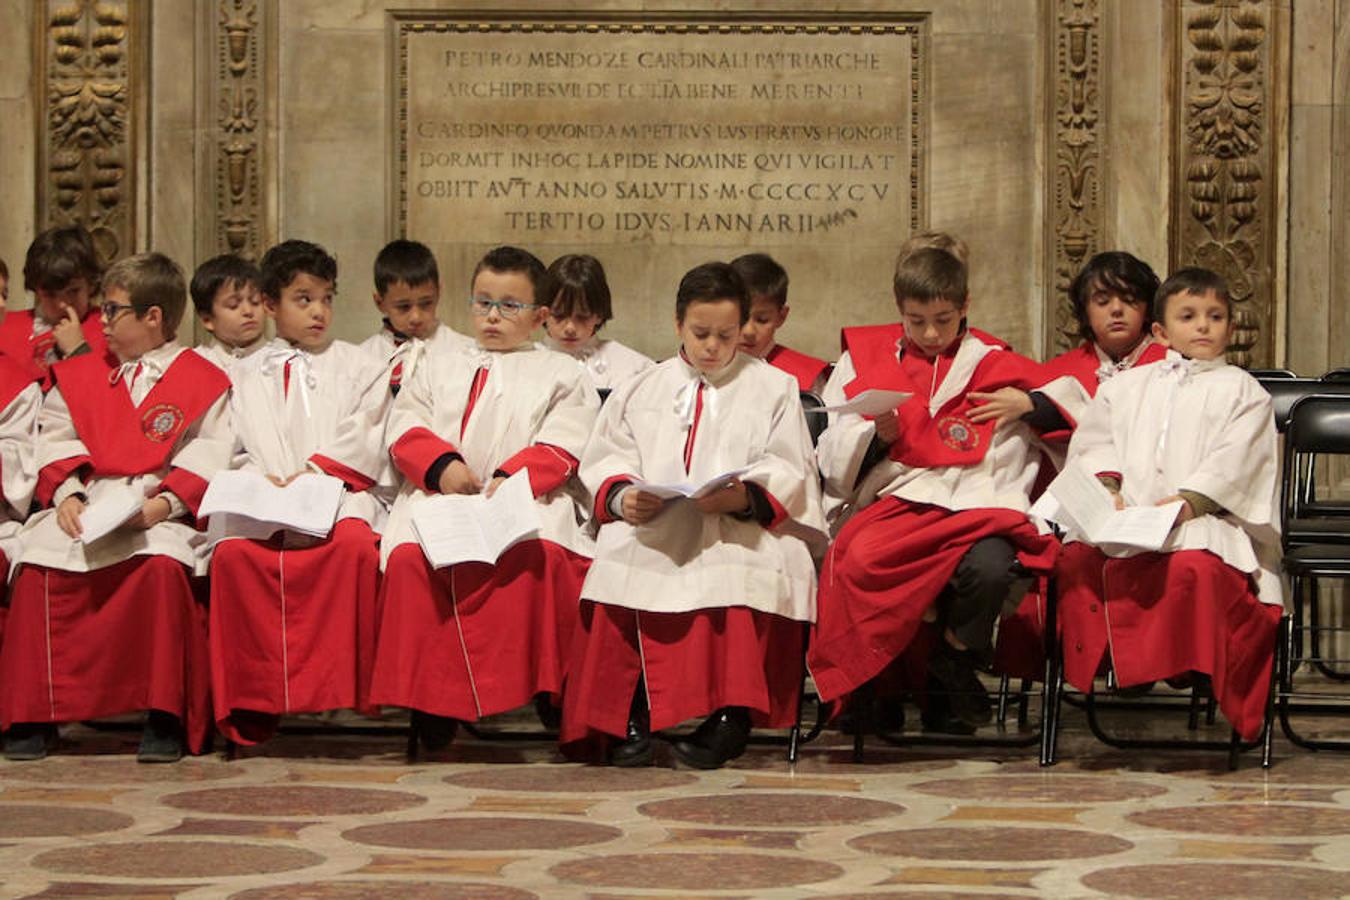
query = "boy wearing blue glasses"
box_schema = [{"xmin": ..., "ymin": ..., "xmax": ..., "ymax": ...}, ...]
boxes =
[
  {"xmin": 369, "ymin": 245, "xmax": 600, "ymax": 752},
  {"xmin": 208, "ymin": 240, "xmax": 393, "ymax": 747}
]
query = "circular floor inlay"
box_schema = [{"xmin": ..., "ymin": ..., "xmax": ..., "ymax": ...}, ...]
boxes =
[
  {"xmin": 34, "ymin": 841, "xmax": 323, "ymax": 878},
  {"xmin": 0, "ymin": 805, "xmax": 134, "ymax": 838},
  {"xmin": 232, "ymin": 881, "xmax": 535, "ymax": 899},
  {"xmin": 0, "ymin": 757, "xmax": 241, "ymax": 784},
  {"xmin": 549, "ymin": 852, "xmax": 843, "ymax": 890},
  {"xmin": 1128, "ymin": 804, "xmax": 1350, "ymax": 837},
  {"xmin": 444, "ymin": 765, "xmax": 698, "ymax": 793},
  {"xmin": 343, "ymin": 816, "xmax": 622, "ymax": 852},
  {"xmin": 162, "ymin": 785, "xmax": 425, "ymax": 817},
  {"xmin": 910, "ymin": 774, "xmax": 1168, "ymax": 803},
  {"xmin": 1082, "ymin": 864, "xmax": 1347, "ymax": 899},
  {"xmin": 639, "ymin": 792, "xmax": 905, "ymax": 827},
  {"xmin": 849, "ymin": 826, "xmax": 1133, "ymax": 862}
]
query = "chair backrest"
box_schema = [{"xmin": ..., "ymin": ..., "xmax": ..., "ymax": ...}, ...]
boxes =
[
  {"xmin": 1323, "ymin": 368, "xmax": 1350, "ymax": 383},
  {"xmin": 1282, "ymin": 395, "xmax": 1350, "ymax": 528},
  {"xmin": 800, "ymin": 390, "xmax": 827, "ymax": 446},
  {"xmin": 1249, "ymin": 368, "xmax": 1297, "ymax": 379},
  {"xmin": 1260, "ymin": 378, "xmax": 1350, "ymax": 432}
]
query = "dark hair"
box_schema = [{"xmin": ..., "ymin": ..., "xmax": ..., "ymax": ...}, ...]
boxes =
[
  {"xmin": 893, "ymin": 247, "xmax": 968, "ymax": 306},
  {"xmin": 1068, "ymin": 251, "xmax": 1160, "ymax": 342},
  {"xmin": 259, "ymin": 240, "xmax": 337, "ymax": 300},
  {"xmin": 102, "ymin": 253, "xmax": 187, "ymax": 339},
  {"xmin": 729, "ymin": 253, "xmax": 788, "ymax": 307},
  {"xmin": 0, "ymin": 257, "xmax": 8, "ymax": 282},
  {"xmin": 1154, "ymin": 267, "xmax": 1231, "ymax": 322},
  {"xmin": 374, "ymin": 239, "xmax": 439, "ymax": 295},
  {"xmin": 23, "ymin": 225, "xmax": 102, "ymax": 293},
  {"xmin": 190, "ymin": 254, "xmax": 260, "ymax": 316},
  {"xmin": 676, "ymin": 262, "xmax": 749, "ymax": 325},
  {"xmin": 471, "ymin": 245, "xmax": 548, "ymax": 302},
  {"xmin": 546, "ymin": 254, "xmax": 612, "ymax": 324}
]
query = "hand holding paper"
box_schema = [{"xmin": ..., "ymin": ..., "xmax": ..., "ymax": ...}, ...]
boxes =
[
  {"xmin": 200, "ymin": 470, "xmax": 345, "ymax": 541},
  {"xmin": 628, "ymin": 467, "xmax": 750, "ymax": 501},
  {"xmin": 1039, "ymin": 462, "xmax": 1184, "ymax": 552},
  {"xmin": 411, "ymin": 469, "xmax": 542, "ymax": 568},
  {"xmin": 803, "ymin": 389, "xmax": 912, "ymax": 417},
  {"xmin": 77, "ymin": 486, "xmax": 146, "ymax": 544}
]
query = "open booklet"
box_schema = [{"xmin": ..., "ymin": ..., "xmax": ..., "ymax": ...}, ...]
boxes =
[
  {"xmin": 78, "ymin": 485, "xmax": 147, "ymax": 545},
  {"xmin": 200, "ymin": 470, "xmax": 345, "ymax": 543},
  {"xmin": 629, "ymin": 467, "xmax": 750, "ymax": 501},
  {"xmin": 803, "ymin": 389, "xmax": 912, "ymax": 416},
  {"xmin": 1032, "ymin": 461, "xmax": 1184, "ymax": 552},
  {"xmin": 411, "ymin": 468, "xmax": 542, "ymax": 568}
]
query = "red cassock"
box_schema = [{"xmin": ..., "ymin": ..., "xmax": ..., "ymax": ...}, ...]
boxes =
[
  {"xmin": 765, "ymin": 343, "xmax": 830, "ymax": 393},
  {"xmin": 0, "ymin": 309, "xmax": 114, "ymax": 392},
  {"xmin": 1057, "ymin": 543, "xmax": 1281, "ymax": 740},
  {"xmin": 808, "ymin": 325, "xmax": 1063, "ymax": 701},
  {"xmin": 0, "ymin": 351, "xmax": 227, "ymax": 753},
  {"xmin": 0, "ymin": 353, "xmax": 38, "ymax": 648}
]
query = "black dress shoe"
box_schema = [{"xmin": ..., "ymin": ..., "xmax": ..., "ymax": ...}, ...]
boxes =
[
  {"xmin": 919, "ymin": 678, "xmax": 977, "ymax": 735},
  {"xmin": 671, "ymin": 707, "xmax": 751, "ymax": 770},
  {"xmin": 138, "ymin": 711, "xmax": 184, "ymax": 763},
  {"xmin": 4, "ymin": 723, "xmax": 56, "ymax": 761},
  {"xmin": 411, "ymin": 710, "xmax": 458, "ymax": 752},
  {"xmin": 533, "ymin": 693, "xmax": 562, "ymax": 731},
  {"xmin": 927, "ymin": 642, "xmax": 992, "ymax": 728},
  {"xmin": 610, "ymin": 709, "xmax": 653, "ymax": 767}
]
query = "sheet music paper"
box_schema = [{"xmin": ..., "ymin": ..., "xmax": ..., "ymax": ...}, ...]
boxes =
[
  {"xmin": 804, "ymin": 389, "xmax": 913, "ymax": 416},
  {"xmin": 411, "ymin": 469, "xmax": 542, "ymax": 568},
  {"xmin": 629, "ymin": 467, "xmax": 751, "ymax": 501},
  {"xmin": 200, "ymin": 470, "xmax": 345, "ymax": 541},
  {"xmin": 78, "ymin": 486, "xmax": 146, "ymax": 544},
  {"xmin": 1042, "ymin": 461, "xmax": 1183, "ymax": 552}
]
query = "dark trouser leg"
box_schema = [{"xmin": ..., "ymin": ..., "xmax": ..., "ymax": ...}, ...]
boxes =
[{"xmin": 946, "ymin": 537, "xmax": 1018, "ymax": 652}]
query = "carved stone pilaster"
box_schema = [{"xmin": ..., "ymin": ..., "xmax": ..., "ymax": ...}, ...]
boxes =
[
  {"xmin": 205, "ymin": 0, "xmax": 270, "ymax": 260},
  {"xmin": 1045, "ymin": 0, "xmax": 1106, "ymax": 355},
  {"xmin": 37, "ymin": 0, "xmax": 141, "ymax": 263},
  {"xmin": 1172, "ymin": 0, "xmax": 1282, "ymax": 367}
]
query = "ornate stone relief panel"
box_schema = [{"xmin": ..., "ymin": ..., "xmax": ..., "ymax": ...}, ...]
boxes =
[
  {"xmin": 37, "ymin": 0, "xmax": 142, "ymax": 263},
  {"xmin": 1046, "ymin": 0, "xmax": 1106, "ymax": 354},
  {"xmin": 1172, "ymin": 0, "xmax": 1283, "ymax": 367}
]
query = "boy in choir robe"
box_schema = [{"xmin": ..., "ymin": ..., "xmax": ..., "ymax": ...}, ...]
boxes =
[
  {"xmin": 540, "ymin": 253, "xmax": 653, "ymax": 391},
  {"xmin": 190, "ymin": 254, "xmax": 268, "ymax": 372},
  {"xmin": 808, "ymin": 247, "xmax": 1067, "ymax": 734},
  {"xmin": 370, "ymin": 245, "xmax": 599, "ymax": 751},
  {"xmin": 359, "ymin": 239, "xmax": 474, "ymax": 394},
  {"xmin": 209, "ymin": 240, "xmax": 392, "ymax": 745},
  {"xmin": 0, "ymin": 259, "xmax": 43, "ymax": 635},
  {"xmin": 562, "ymin": 261, "xmax": 825, "ymax": 768},
  {"xmin": 1056, "ymin": 268, "xmax": 1283, "ymax": 740},
  {"xmin": 729, "ymin": 252, "xmax": 830, "ymax": 394},
  {"xmin": 0, "ymin": 226, "xmax": 116, "ymax": 390},
  {"xmin": 0, "ymin": 253, "xmax": 233, "ymax": 761}
]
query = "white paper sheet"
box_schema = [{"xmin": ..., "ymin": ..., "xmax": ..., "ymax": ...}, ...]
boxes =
[
  {"xmin": 78, "ymin": 486, "xmax": 146, "ymax": 544},
  {"xmin": 410, "ymin": 469, "xmax": 542, "ymax": 568},
  {"xmin": 1042, "ymin": 461, "xmax": 1183, "ymax": 552},
  {"xmin": 804, "ymin": 389, "xmax": 913, "ymax": 416},
  {"xmin": 200, "ymin": 470, "xmax": 345, "ymax": 540},
  {"xmin": 629, "ymin": 467, "xmax": 751, "ymax": 501}
]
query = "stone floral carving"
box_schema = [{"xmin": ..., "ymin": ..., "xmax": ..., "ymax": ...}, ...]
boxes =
[{"xmin": 211, "ymin": 0, "xmax": 266, "ymax": 258}]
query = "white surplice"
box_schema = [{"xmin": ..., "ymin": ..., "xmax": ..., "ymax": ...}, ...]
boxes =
[
  {"xmin": 539, "ymin": 335, "xmax": 654, "ymax": 391},
  {"xmin": 379, "ymin": 343, "xmax": 600, "ymax": 568},
  {"xmin": 359, "ymin": 323, "xmax": 475, "ymax": 384},
  {"xmin": 579, "ymin": 353, "xmax": 825, "ymax": 622},
  {"xmin": 817, "ymin": 335, "xmax": 1048, "ymax": 529},
  {"xmin": 194, "ymin": 336, "xmax": 266, "ymax": 375},
  {"xmin": 0, "ymin": 382, "xmax": 41, "ymax": 567},
  {"xmin": 1065, "ymin": 351, "xmax": 1283, "ymax": 604},
  {"xmin": 19, "ymin": 342, "xmax": 234, "ymax": 574},
  {"xmin": 227, "ymin": 337, "xmax": 394, "ymax": 532}
]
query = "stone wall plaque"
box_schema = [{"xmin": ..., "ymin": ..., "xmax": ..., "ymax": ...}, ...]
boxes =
[{"xmin": 394, "ymin": 12, "xmax": 926, "ymax": 358}]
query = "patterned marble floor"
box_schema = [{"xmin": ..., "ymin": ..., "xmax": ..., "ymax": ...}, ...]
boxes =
[{"xmin": 2, "ymin": 702, "xmax": 1350, "ymax": 899}]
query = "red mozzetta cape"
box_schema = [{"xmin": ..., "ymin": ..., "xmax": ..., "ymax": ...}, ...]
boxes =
[
  {"xmin": 0, "ymin": 309, "xmax": 114, "ymax": 392},
  {"xmin": 42, "ymin": 351, "xmax": 229, "ymax": 499},
  {"xmin": 765, "ymin": 344, "xmax": 830, "ymax": 393},
  {"xmin": 1042, "ymin": 340, "xmax": 1167, "ymax": 397},
  {"xmin": 840, "ymin": 324, "xmax": 1055, "ymax": 468}
]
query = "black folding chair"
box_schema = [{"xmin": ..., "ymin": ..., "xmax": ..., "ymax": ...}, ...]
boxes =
[
  {"xmin": 1248, "ymin": 368, "xmax": 1297, "ymax": 379},
  {"xmin": 1322, "ymin": 368, "xmax": 1350, "ymax": 383}
]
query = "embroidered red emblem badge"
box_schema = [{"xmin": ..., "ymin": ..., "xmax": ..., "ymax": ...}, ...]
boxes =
[
  {"xmin": 141, "ymin": 403, "xmax": 185, "ymax": 443},
  {"xmin": 937, "ymin": 415, "xmax": 980, "ymax": 452}
]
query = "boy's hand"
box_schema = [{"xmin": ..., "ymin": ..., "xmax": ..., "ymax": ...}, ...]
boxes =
[
  {"xmin": 1111, "ymin": 492, "xmax": 1125, "ymax": 510},
  {"xmin": 693, "ymin": 478, "xmax": 750, "ymax": 516},
  {"xmin": 438, "ymin": 460, "xmax": 482, "ymax": 495},
  {"xmin": 1157, "ymin": 493, "xmax": 1195, "ymax": 526},
  {"xmin": 57, "ymin": 495, "xmax": 86, "ymax": 538},
  {"xmin": 484, "ymin": 475, "xmax": 506, "ymax": 498},
  {"xmin": 126, "ymin": 496, "xmax": 173, "ymax": 530},
  {"xmin": 967, "ymin": 388, "xmax": 1034, "ymax": 428},
  {"xmin": 621, "ymin": 489, "xmax": 664, "ymax": 525},
  {"xmin": 52, "ymin": 306, "xmax": 86, "ymax": 355},
  {"xmin": 266, "ymin": 471, "xmax": 305, "ymax": 487},
  {"xmin": 873, "ymin": 409, "xmax": 899, "ymax": 444}
]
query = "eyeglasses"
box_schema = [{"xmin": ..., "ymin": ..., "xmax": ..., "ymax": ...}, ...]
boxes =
[
  {"xmin": 100, "ymin": 301, "xmax": 136, "ymax": 321},
  {"xmin": 468, "ymin": 297, "xmax": 537, "ymax": 319}
]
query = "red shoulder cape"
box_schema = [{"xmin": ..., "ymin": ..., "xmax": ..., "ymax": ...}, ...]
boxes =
[
  {"xmin": 0, "ymin": 309, "xmax": 115, "ymax": 392},
  {"xmin": 1043, "ymin": 341, "xmax": 1167, "ymax": 397},
  {"xmin": 765, "ymin": 344, "xmax": 829, "ymax": 392}
]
